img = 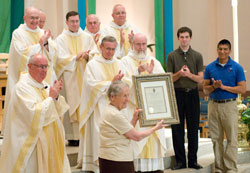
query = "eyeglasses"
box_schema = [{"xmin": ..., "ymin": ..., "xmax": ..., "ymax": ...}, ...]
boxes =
[
  {"xmin": 29, "ymin": 16, "xmax": 40, "ymax": 21},
  {"xmin": 104, "ymin": 47, "xmax": 116, "ymax": 51},
  {"xmin": 68, "ymin": 20, "xmax": 80, "ymax": 24},
  {"xmin": 31, "ymin": 64, "xmax": 49, "ymax": 69},
  {"xmin": 114, "ymin": 11, "xmax": 126, "ymax": 15}
]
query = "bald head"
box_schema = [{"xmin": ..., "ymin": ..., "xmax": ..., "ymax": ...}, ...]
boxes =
[
  {"xmin": 39, "ymin": 10, "xmax": 46, "ymax": 29},
  {"xmin": 132, "ymin": 33, "xmax": 148, "ymax": 54},
  {"xmin": 86, "ymin": 14, "xmax": 100, "ymax": 34},
  {"xmin": 112, "ymin": 4, "xmax": 126, "ymax": 26},
  {"xmin": 133, "ymin": 33, "xmax": 147, "ymax": 43},
  {"xmin": 24, "ymin": 7, "xmax": 40, "ymax": 30}
]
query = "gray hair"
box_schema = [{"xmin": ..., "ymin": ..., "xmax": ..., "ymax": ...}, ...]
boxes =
[
  {"xmin": 28, "ymin": 53, "xmax": 46, "ymax": 64},
  {"xmin": 107, "ymin": 80, "xmax": 129, "ymax": 100},
  {"xmin": 101, "ymin": 36, "xmax": 117, "ymax": 46},
  {"xmin": 28, "ymin": 54, "xmax": 37, "ymax": 64}
]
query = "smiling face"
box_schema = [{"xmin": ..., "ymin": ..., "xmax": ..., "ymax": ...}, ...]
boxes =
[
  {"xmin": 86, "ymin": 15, "xmax": 100, "ymax": 34},
  {"xmin": 178, "ymin": 32, "xmax": 192, "ymax": 50},
  {"xmin": 28, "ymin": 54, "xmax": 48, "ymax": 83},
  {"xmin": 217, "ymin": 44, "xmax": 231, "ymax": 63},
  {"xmin": 24, "ymin": 7, "xmax": 40, "ymax": 30},
  {"xmin": 66, "ymin": 15, "xmax": 80, "ymax": 33},
  {"xmin": 112, "ymin": 5, "xmax": 126, "ymax": 26},
  {"xmin": 110, "ymin": 86, "xmax": 130, "ymax": 110}
]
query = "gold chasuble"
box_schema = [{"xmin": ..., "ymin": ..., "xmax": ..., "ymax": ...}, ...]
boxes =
[
  {"xmin": 2, "ymin": 24, "xmax": 57, "ymax": 134},
  {"xmin": 102, "ymin": 21, "xmax": 139, "ymax": 59},
  {"xmin": 55, "ymin": 28, "xmax": 98, "ymax": 123},
  {"xmin": 113, "ymin": 27, "xmax": 131, "ymax": 56},
  {"xmin": 0, "ymin": 73, "xmax": 70, "ymax": 173},
  {"xmin": 77, "ymin": 55, "xmax": 131, "ymax": 172}
]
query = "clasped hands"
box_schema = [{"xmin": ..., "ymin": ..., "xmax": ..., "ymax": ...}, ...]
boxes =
[
  {"xmin": 179, "ymin": 65, "xmax": 191, "ymax": 77},
  {"xmin": 211, "ymin": 78, "xmax": 224, "ymax": 90}
]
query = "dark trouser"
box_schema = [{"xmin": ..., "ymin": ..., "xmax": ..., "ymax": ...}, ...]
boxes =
[
  {"xmin": 171, "ymin": 88, "xmax": 200, "ymax": 166},
  {"xmin": 99, "ymin": 157, "xmax": 135, "ymax": 173}
]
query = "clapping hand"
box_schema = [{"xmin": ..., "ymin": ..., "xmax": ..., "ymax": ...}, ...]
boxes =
[
  {"xmin": 49, "ymin": 79, "xmax": 63, "ymax": 100},
  {"xmin": 112, "ymin": 70, "xmax": 124, "ymax": 82}
]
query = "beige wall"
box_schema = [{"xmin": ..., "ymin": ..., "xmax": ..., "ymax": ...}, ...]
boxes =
[
  {"xmin": 28, "ymin": 0, "xmax": 77, "ymax": 37},
  {"xmin": 173, "ymin": 0, "xmax": 249, "ymax": 89},
  {"xmin": 27, "ymin": 0, "xmax": 250, "ymax": 89}
]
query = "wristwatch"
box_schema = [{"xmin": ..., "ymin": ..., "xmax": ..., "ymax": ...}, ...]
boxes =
[{"xmin": 43, "ymin": 42, "xmax": 48, "ymax": 46}]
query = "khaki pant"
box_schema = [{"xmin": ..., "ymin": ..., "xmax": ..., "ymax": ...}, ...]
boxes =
[{"xmin": 208, "ymin": 100, "xmax": 238, "ymax": 173}]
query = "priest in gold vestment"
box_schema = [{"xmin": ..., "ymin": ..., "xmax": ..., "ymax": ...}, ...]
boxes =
[{"xmin": 0, "ymin": 54, "xmax": 71, "ymax": 173}]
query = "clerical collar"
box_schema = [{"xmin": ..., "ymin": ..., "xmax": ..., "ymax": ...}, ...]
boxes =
[
  {"xmin": 23, "ymin": 23, "xmax": 40, "ymax": 33},
  {"xmin": 95, "ymin": 55, "xmax": 117, "ymax": 64},
  {"xmin": 22, "ymin": 73, "xmax": 48, "ymax": 89},
  {"xmin": 64, "ymin": 28, "xmax": 83, "ymax": 36},
  {"xmin": 110, "ymin": 21, "xmax": 129, "ymax": 29},
  {"xmin": 84, "ymin": 28, "xmax": 101, "ymax": 36}
]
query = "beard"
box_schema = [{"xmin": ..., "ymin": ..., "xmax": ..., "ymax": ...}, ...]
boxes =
[{"xmin": 131, "ymin": 49, "xmax": 148, "ymax": 60}]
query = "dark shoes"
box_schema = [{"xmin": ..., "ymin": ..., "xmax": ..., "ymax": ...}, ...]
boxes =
[
  {"xmin": 172, "ymin": 162, "xmax": 203, "ymax": 170},
  {"xmin": 171, "ymin": 163, "xmax": 187, "ymax": 170},
  {"xmin": 68, "ymin": 140, "xmax": 79, "ymax": 146},
  {"xmin": 188, "ymin": 163, "xmax": 203, "ymax": 169}
]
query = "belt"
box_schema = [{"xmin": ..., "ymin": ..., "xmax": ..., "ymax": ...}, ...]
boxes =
[
  {"xmin": 175, "ymin": 87, "xmax": 197, "ymax": 92},
  {"xmin": 212, "ymin": 98, "xmax": 236, "ymax": 103}
]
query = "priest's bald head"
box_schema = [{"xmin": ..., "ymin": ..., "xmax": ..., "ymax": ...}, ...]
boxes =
[
  {"xmin": 86, "ymin": 14, "xmax": 100, "ymax": 34},
  {"xmin": 112, "ymin": 4, "xmax": 126, "ymax": 26},
  {"xmin": 39, "ymin": 10, "xmax": 46, "ymax": 29},
  {"xmin": 131, "ymin": 33, "xmax": 148, "ymax": 59},
  {"xmin": 23, "ymin": 7, "xmax": 40, "ymax": 30},
  {"xmin": 28, "ymin": 54, "xmax": 48, "ymax": 83}
]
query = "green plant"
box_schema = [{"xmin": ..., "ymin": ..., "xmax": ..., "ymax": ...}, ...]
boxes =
[{"xmin": 241, "ymin": 108, "xmax": 250, "ymax": 141}]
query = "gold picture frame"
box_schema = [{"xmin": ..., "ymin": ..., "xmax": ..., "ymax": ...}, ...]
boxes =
[{"xmin": 132, "ymin": 73, "xmax": 179, "ymax": 127}]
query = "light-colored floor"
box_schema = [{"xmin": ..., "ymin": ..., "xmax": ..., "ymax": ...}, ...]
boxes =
[{"xmin": 1, "ymin": 133, "xmax": 250, "ymax": 173}]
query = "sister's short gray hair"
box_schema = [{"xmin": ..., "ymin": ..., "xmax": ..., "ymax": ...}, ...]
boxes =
[{"xmin": 107, "ymin": 80, "xmax": 129, "ymax": 100}]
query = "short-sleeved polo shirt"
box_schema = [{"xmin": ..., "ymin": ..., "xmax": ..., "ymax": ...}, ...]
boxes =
[
  {"xmin": 167, "ymin": 47, "xmax": 203, "ymax": 88},
  {"xmin": 204, "ymin": 57, "xmax": 246, "ymax": 100}
]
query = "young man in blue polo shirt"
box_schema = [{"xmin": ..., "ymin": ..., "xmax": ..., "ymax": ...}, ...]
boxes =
[{"xmin": 203, "ymin": 39, "xmax": 246, "ymax": 173}]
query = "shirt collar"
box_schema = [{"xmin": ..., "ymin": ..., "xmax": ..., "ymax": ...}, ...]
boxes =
[
  {"xmin": 215, "ymin": 56, "xmax": 232, "ymax": 67},
  {"xmin": 177, "ymin": 46, "xmax": 192, "ymax": 55}
]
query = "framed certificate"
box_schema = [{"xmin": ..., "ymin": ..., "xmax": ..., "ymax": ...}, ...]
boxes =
[{"xmin": 132, "ymin": 73, "xmax": 179, "ymax": 127}]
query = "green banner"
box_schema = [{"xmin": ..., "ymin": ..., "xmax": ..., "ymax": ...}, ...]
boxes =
[
  {"xmin": 11, "ymin": 0, "xmax": 24, "ymax": 35},
  {"xmin": 0, "ymin": 0, "xmax": 11, "ymax": 53},
  {"xmin": 154, "ymin": 0, "xmax": 164, "ymax": 64},
  {"xmin": 0, "ymin": 0, "xmax": 24, "ymax": 53},
  {"xmin": 88, "ymin": 0, "xmax": 96, "ymax": 14}
]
